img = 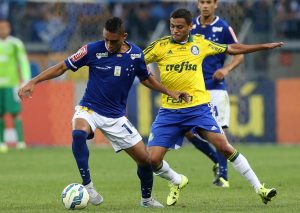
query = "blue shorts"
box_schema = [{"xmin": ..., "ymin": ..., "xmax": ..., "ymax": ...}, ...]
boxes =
[{"xmin": 147, "ymin": 104, "xmax": 222, "ymax": 149}]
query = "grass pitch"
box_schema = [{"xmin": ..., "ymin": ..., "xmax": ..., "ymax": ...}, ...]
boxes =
[{"xmin": 0, "ymin": 144, "xmax": 299, "ymax": 213}]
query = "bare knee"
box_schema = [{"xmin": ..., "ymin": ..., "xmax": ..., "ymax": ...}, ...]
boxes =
[
  {"xmin": 213, "ymin": 139, "xmax": 235, "ymax": 158},
  {"xmin": 149, "ymin": 153, "xmax": 164, "ymax": 170},
  {"xmin": 185, "ymin": 131, "xmax": 194, "ymax": 140}
]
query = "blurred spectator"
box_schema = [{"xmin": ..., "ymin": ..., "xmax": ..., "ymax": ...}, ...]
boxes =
[
  {"xmin": 246, "ymin": 0, "xmax": 273, "ymax": 75},
  {"xmin": 0, "ymin": 0, "xmax": 9, "ymax": 19},
  {"xmin": 127, "ymin": 3, "xmax": 157, "ymax": 48},
  {"xmin": 78, "ymin": 3, "xmax": 110, "ymax": 42},
  {"xmin": 275, "ymin": 0, "xmax": 300, "ymax": 39}
]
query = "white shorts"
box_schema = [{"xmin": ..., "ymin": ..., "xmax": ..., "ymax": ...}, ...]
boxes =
[
  {"xmin": 72, "ymin": 106, "xmax": 142, "ymax": 152},
  {"xmin": 208, "ymin": 90, "xmax": 230, "ymax": 128}
]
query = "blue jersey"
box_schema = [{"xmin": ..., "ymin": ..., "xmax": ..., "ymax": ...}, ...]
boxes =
[
  {"xmin": 64, "ymin": 41, "xmax": 150, "ymax": 118},
  {"xmin": 191, "ymin": 16, "xmax": 238, "ymax": 90}
]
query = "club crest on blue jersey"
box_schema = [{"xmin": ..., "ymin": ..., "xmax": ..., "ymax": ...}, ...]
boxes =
[
  {"xmin": 114, "ymin": 66, "xmax": 121, "ymax": 76},
  {"xmin": 96, "ymin": 52, "xmax": 108, "ymax": 59},
  {"xmin": 191, "ymin": 46, "xmax": 200, "ymax": 55}
]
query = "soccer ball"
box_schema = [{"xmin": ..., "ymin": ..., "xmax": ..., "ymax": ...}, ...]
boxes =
[{"xmin": 61, "ymin": 183, "xmax": 89, "ymax": 210}]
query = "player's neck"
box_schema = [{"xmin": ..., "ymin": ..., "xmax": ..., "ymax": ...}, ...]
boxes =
[
  {"xmin": 199, "ymin": 15, "xmax": 216, "ymax": 26},
  {"xmin": 120, "ymin": 42, "xmax": 130, "ymax": 53}
]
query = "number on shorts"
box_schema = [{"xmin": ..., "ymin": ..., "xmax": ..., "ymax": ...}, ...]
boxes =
[
  {"xmin": 122, "ymin": 123, "xmax": 133, "ymax": 134},
  {"xmin": 214, "ymin": 105, "xmax": 219, "ymax": 117}
]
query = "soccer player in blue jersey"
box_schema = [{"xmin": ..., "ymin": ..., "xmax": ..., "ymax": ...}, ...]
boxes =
[
  {"xmin": 143, "ymin": 8, "xmax": 282, "ymax": 206},
  {"xmin": 18, "ymin": 17, "xmax": 188, "ymax": 208},
  {"xmin": 185, "ymin": 0, "xmax": 245, "ymax": 188}
]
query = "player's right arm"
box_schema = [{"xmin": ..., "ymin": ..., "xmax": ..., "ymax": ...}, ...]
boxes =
[
  {"xmin": 18, "ymin": 61, "xmax": 68, "ymax": 100},
  {"xmin": 19, "ymin": 44, "xmax": 89, "ymax": 100}
]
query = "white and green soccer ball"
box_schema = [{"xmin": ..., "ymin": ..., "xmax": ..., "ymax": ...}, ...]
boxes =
[{"xmin": 61, "ymin": 183, "xmax": 89, "ymax": 210}]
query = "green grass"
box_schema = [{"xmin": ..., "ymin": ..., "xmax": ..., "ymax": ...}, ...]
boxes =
[{"xmin": 0, "ymin": 144, "xmax": 300, "ymax": 213}]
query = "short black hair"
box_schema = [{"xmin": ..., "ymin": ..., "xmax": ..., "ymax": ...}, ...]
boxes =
[
  {"xmin": 170, "ymin": 8, "xmax": 193, "ymax": 25},
  {"xmin": 104, "ymin": 17, "xmax": 125, "ymax": 34}
]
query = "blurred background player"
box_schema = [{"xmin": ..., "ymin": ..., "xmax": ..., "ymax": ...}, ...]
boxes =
[
  {"xmin": 185, "ymin": 0, "xmax": 244, "ymax": 187},
  {"xmin": 18, "ymin": 17, "xmax": 188, "ymax": 208},
  {"xmin": 0, "ymin": 19, "xmax": 31, "ymax": 152}
]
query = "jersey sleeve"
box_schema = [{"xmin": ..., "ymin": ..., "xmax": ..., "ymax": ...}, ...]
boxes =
[
  {"xmin": 143, "ymin": 40, "xmax": 159, "ymax": 65},
  {"xmin": 224, "ymin": 26, "xmax": 239, "ymax": 44},
  {"xmin": 203, "ymin": 39, "xmax": 228, "ymax": 56},
  {"xmin": 64, "ymin": 45, "xmax": 89, "ymax": 71},
  {"xmin": 15, "ymin": 39, "xmax": 31, "ymax": 81},
  {"xmin": 135, "ymin": 53, "xmax": 150, "ymax": 81}
]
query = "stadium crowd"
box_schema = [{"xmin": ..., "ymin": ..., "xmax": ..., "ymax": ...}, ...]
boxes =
[{"xmin": 1, "ymin": 0, "xmax": 299, "ymax": 52}]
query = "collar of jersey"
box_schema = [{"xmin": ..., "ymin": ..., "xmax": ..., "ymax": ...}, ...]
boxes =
[
  {"xmin": 170, "ymin": 34, "xmax": 193, "ymax": 44},
  {"xmin": 196, "ymin": 15, "xmax": 219, "ymax": 26}
]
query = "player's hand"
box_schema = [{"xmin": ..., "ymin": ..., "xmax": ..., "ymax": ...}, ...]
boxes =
[
  {"xmin": 18, "ymin": 81, "xmax": 35, "ymax": 100},
  {"xmin": 168, "ymin": 91, "xmax": 190, "ymax": 103},
  {"xmin": 265, "ymin": 42, "xmax": 284, "ymax": 49},
  {"xmin": 212, "ymin": 68, "xmax": 229, "ymax": 81}
]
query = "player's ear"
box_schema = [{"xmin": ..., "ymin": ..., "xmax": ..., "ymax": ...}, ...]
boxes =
[{"xmin": 123, "ymin": 32, "xmax": 128, "ymax": 40}]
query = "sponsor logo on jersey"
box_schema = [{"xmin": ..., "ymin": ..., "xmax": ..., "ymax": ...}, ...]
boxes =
[
  {"xmin": 166, "ymin": 95, "xmax": 193, "ymax": 103},
  {"xmin": 96, "ymin": 52, "xmax": 108, "ymax": 59},
  {"xmin": 160, "ymin": 41, "xmax": 169, "ymax": 46},
  {"xmin": 208, "ymin": 43, "xmax": 224, "ymax": 53},
  {"xmin": 96, "ymin": 66, "xmax": 112, "ymax": 70},
  {"xmin": 212, "ymin": 27, "xmax": 223, "ymax": 33},
  {"xmin": 71, "ymin": 45, "xmax": 87, "ymax": 62},
  {"xmin": 191, "ymin": 45, "xmax": 200, "ymax": 55},
  {"xmin": 166, "ymin": 61, "xmax": 197, "ymax": 73},
  {"xmin": 177, "ymin": 46, "xmax": 187, "ymax": 51},
  {"xmin": 130, "ymin": 53, "xmax": 141, "ymax": 60}
]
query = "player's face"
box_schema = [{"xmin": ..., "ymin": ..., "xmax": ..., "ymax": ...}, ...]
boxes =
[
  {"xmin": 103, "ymin": 29, "xmax": 126, "ymax": 53},
  {"xmin": 198, "ymin": 0, "xmax": 217, "ymax": 18},
  {"xmin": 0, "ymin": 21, "xmax": 11, "ymax": 39},
  {"xmin": 170, "ymin": 18, "xmax": 192, "ymax": 43}
]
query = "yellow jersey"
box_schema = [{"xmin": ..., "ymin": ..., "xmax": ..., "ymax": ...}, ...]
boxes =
[{"xmin": 144, "ymin": 34, "xmax": 227, "ymax": 109}]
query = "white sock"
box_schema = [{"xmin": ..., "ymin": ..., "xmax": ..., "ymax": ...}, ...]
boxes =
[
  {"xmin": 231, "ymin": 153, "xmax": 262, "ymax": 192},
  {"xmin": 154, "ymin": 160, "xmax": 181, "ymax": 185}
]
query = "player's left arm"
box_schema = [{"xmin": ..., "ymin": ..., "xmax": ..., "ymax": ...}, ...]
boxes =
[
  {"xmin": 16, "ymin": 39, "xmax": 31, "ymax": 83},
  {"xmin": 213, "ymin": 26, "xmax": 244, "ymax": 80},
  {"xmin": 141, "ymin": 72, "xmax": 189, "ymax": 102},
  {"xmin": 226, "ymin": 42, "xmax": 284, "ymax": 55},
  {"xmin": 213, "ymin": 54, "xmax": 244, "ymax": 81}
]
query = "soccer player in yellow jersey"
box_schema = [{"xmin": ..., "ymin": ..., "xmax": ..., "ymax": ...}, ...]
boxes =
[{"xmin": 143, "ymin": 8, "xmax": 283, "ymax": 206}]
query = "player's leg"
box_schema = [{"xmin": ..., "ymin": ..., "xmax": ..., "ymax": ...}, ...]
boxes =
[
  {"xmin": 0, "ymin": 89, "xmax": 8, "ymax": 152},
  {"xmin": 99, "ymin": 115, "xmax": 162, "ymax": 207},
  {"xmin": 209, "ymin": 90, "xmax": 230, "ymax": 187},
  {"xmin": 11, "ymin": 113, "xmax": 26, "ymax": 149},
  {"xmin": 147, "ymin": 108, "xmax": 189, "ymax": 206},
  {"xmin": 125, "ymin": 142, "xmax": 163, "ymax": 208},
  {"xmin": 199, "ymin": 129, "xmax": 277, "ymax": 204},
  {"xmin": 186, "ymin": 131, "xmax": 218, "ymax": 163},
  {"xmin": 213, "ymin": 142, "xmax": 229, "ymax": 187},
  {"xmin": 72, "ymin": 107, "xmax": 103, "ymax": 205},
  {"xmin": 5, "ymin": 87, "xmax": 25, "ymax": 149},
  {"xmin": 148, "ymin": 146, "xmax": 188, "ymax": 206},
  {"xmin": 0, "ymin": 114, "xmax": 7, "ymax": 153},
  {"xmin": 185, "ymin": 131, "xmax": 220, "ymax": 181}
]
